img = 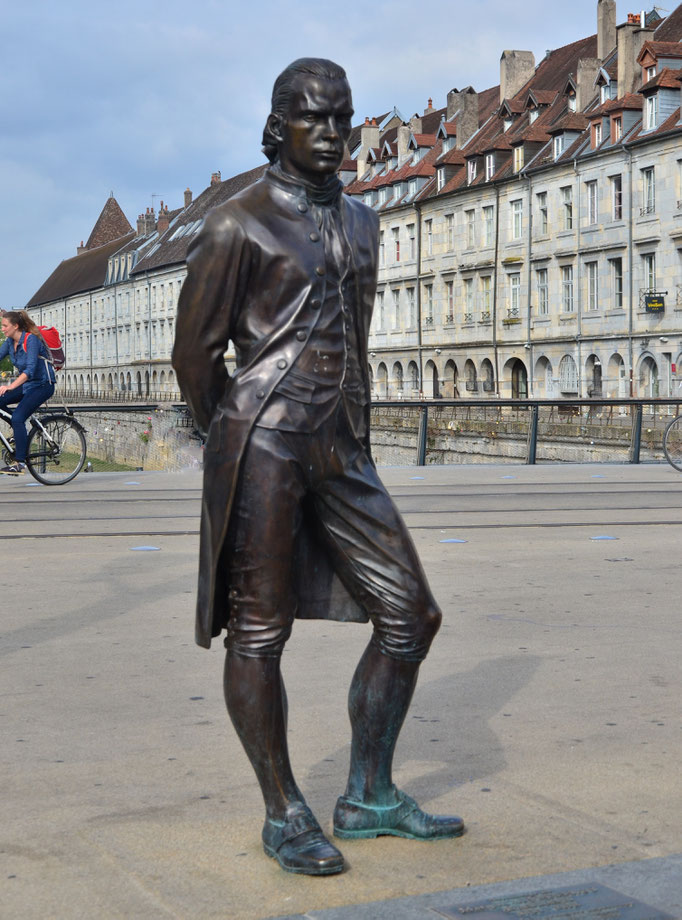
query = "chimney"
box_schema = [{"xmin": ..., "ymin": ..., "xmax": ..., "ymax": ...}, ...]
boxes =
[
  {"xmin": 156, "ymin": 201, "xmax": 170, "ymax": 235},
  {"xmin": 576, "ymin": 58, "xmax": 600, "ymax": 110},
  {"xmin": 447, "ymin": 87, "xmax": 479, "ymax": 147},
  {"xmin": 144, "ymin": 206, "xmax": 156, "ymax": 235},
  {"xmin": 397, "ymin": 124, "xmax": 411, "ymax": 163},
  {"xmin": 77, "ymin": 240, "xmax": 86, "ymax": 255},
  {"xmin": 598, "ymin": 0, "xmax": 617, "ymax": 60},
  {"xmin": 184, "ymin": 187, "xmax": 192, "ymax": 208},
  {"xmin": 424, "ymin": 97, "xmax": 434, "ymax": 114},
  {"xmin": 617, "ymin": 16, "xmax": 652, "ymax": 96},
  {"xmin": 500, "ymin": 50, "xmax": 535, "ymax": 103},
  {"xmin": 409, "ymin": 114, "xmax": 423, "ymax": 134},
  {"xmin": 136, "ymin": 213, "xmax": 145, "ymax": 236},
  {"xmin": 210, "ymin": 171, "xmax": 221, "ymax": 186},
  {"xmin": 356, "ymin": 116, "xmax": 381, "ymax": 180}
]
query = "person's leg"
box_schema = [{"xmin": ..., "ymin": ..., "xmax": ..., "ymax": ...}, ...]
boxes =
[
  {"xmin": 8, "ymin": 383, "xmax": 54, "ymax": 462},
  {"xmin": 313, "ymin": 432, "xmax": 463, "ymax": 838},
  {"xmin": 222, "ymin": 426, "xmax": 344, "ymax": 873}
]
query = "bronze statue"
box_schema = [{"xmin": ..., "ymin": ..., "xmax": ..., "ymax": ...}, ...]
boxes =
[{"xmin": 172, "ymin": 58, "xmax": 464, "ymax": 876}]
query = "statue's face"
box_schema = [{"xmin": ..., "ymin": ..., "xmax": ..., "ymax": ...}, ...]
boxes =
[{"xmin": 274, "ymin": 74, "xmax": 353, "ymax": 185}]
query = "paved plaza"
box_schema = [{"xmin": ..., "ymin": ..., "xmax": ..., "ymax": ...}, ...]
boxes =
[{"xmin": 1, "ymin": 462, "xmax": 681, "ymax": 918}]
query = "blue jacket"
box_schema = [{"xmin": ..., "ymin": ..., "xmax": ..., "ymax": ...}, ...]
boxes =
[{"xmin": 0, "ymin": 332, "xmax": 56, "ymax": 390}]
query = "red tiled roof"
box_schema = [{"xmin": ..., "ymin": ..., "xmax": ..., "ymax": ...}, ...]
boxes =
[
  {"xmin": 637, "ymin": 40, "xmax": 682, "ymax": 62},
  {"xmin": 654, "ymin": 6, "xmax": 682, "ymax": 42},
  {"xmin": 84, "ymin": 196, "xmax": 133, "ymax": 250},
  {"xmin": 547, "ymin": 113, "xmax": 589, "ymax": 134},
  {"xmin": 604, "ymin": 93, "xmax": 644, "ymax": 112},
  {"xmin": 412, "ymin": 133, "xmax": 437, "ymax": 147},
  {"xmin": 640, "ymin": 67, "xmax": 682, "ymax": 92}
]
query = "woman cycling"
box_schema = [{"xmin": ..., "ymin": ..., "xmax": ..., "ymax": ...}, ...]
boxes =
[{"xmin": 0, "ymin": 310, "xmax": 56, "ymax": 475}]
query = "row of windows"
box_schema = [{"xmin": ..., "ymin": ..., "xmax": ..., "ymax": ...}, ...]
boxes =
[
  {"xmin": 379, "ymin": 167, "xmax": 661, "ymax": 264},
  {"xmin": 373, "ymin": 253, "xmax": 658, "ymax": 329}
]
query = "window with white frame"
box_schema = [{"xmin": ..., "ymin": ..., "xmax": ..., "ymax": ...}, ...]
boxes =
[
  {"xmin": 611, "ymin": 174, "xmax": 622, "ymax": 220},
  {"xmin": 586, "ymin": 261, "xmax": 599, "ymax": 310},
  {"xmin": 568, "ymin": 94, "xmax": 577, "ymax": 112},
  {"xmin": 646, "ymin": 94, "xmax": 658, "ymax": 130},
  {"xmin": 536, "ymin": 268, "xmax": 549, "ymax": 315},
  {"xmin": 529, "ymin": 108, "xmax": 539, "ymax": 124},
  {"xmin": 610, "ymin": 257, "xmax": 623, "ymax": 308},
  {"xmin": 643, "ymin": 252, "xmax": 657, "ymax": 290},
  {"xmin": 407, "ymin": 223, "xmax": 416, "ymax": 259},
  {"xmin": 407, "ymin": 287, "xmax": 415, "ymax": 327},
  {"xmin": 559, "ymin": 355, "xmax": 578, "ymax": 393},
  {"xmin": 511, "ymin": 199, "xmax": 523, "ymax": 240},
  {"xmin": 465, "ymin": 209, "xmax": 475, "ymax": 249},
  {"xmin": 537, "ymin": 191, "xmax": 548, "ymax": 235},
  {"xmin": 437, "ymin": 168, "xmax": 446, "ymax": 191},
  {"xmin": 464, "ymin": 278, "xmax": 474, "ymax": 317},
  {"xmin": 561, "ymin": 265, "xmax": 574, "ymax": 312},
  {"xmin": 425, "ymin": 219, "xmax": 433, "ymax": 256},
  {"xmin": 392, "ymin": 289, "xmax": 400, "ymax": 329},
  {"xmin": 586, "ymin": 181, "xmax": 598, "ymax": 224},
  {"xmin": 480, "ymin": 275, "xmax": 492, "ymax": 317},
  {"xmin": 379, "ymin": 230, "xmax": 385, "ymax": 266},
  {"xmin": 553, "ymin": 135, "xmax": 563, "ymax": 159},
  {"xmin": 613, "ymin": 116, "xmax": 622, "ymax": 141},
  {"xmin": 445, "ymin": 280, "xmax": 454, "ymax": 321},
  {"xmin": 445, "ymin": 213, "xmax": 454, "ymax": 250},
  {"xmin": 642, "ymin": 167, "xmax": 655, "ymax": 213},
  {"xmin": 424, "ymin": 283, "xmax": 434, "ymax": 323},
  {"xmin": 593, "ymin": 122, "xmax": 602, "ymax": 146},
  {"xmin": 513, "ymin": 146, "xmax": 524, "ymax": 173},
  {"xmin": 646, "ymin": 64, "xmax": 656, "ymax": 80},
  {"xmin": 485, "ymin": 153, "xmax": 495, "ymax": 180},
  {"xmin": 376, "ymin": 291, "xmax": 385, "ymax": 330},
  {"xmin": 467, "ymin": 160, "xmax": 477, "ymax": 184},
  {"xmin": 561, "ymin": 186, "xmax": 573, "ymax": 230},
  {"xmin": 483, "ymin": 206, "xmax": 494, "ymax": 246},
  {"xmin": 509, "ymin": 273, "xmax": 521, "ymax": 316},
  {"xmin": 392, "ymin": 227, "xmax": 400, "ymax": 261}
]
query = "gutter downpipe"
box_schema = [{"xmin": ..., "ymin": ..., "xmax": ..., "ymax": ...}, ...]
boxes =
[
  {"xmin": 525, "ymin": 170, "xmax": 533, "ymax": 396},
  {"xmin": 626, "ymin": 146, "xmax": 634, "ymax": 396},
  {"xmin": 415, "ymin": 200, "xmax": 424, "ymax": 396},
  {"xmin": 574, "ymin": 157, "xmax": 583, "ymax": 398},
  {"xmin": 492, "ymin": 184, "xmax": 501, "ymax": 395},
  {"xmin": 89, "ymin": 292, "xmax": 93, "ymax": 396}
]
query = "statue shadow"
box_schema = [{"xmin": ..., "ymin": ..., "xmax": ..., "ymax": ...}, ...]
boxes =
[{"xmin": 305, "ymin": 653, "xmax": 541, "ymax": 807}]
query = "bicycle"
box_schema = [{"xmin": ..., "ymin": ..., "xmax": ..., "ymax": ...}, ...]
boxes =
[
  {"xmin": 0, "ymin": 405, "xmax": 87, "ymax": 485},
  {"xmin": 663, "ymin": 412, "xmax": 682, "ymax": 472}
]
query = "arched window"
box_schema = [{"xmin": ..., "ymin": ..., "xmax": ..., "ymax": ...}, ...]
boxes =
[
  {"xmin": 481, "ymin": 359, "xmax": 494, "ymax": 393},
  {"xmin": 465, "ymin": 359, "xmax": 478, "ymax": 392},
  {"xmin": 559, "ymin": 355, "xmax": 578, "ymax": 394}
]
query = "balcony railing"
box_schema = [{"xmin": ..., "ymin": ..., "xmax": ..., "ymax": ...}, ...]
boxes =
[
  {"xmin": 463, "ymin": 312, "xmax": 474, "ymax": 323},
  {"xmin": 640, "ymin": 204, "xmax": 656, "ymax": 216}
]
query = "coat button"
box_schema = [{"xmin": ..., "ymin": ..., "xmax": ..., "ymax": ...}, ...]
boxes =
[
  {"xmin": 297, "ymin": 201, "xmax": 308, "ymax": 212},
  {"xmin": 309, "ymin": 231, "xmax": 320, "ymax": 242},
  {"xmin": 310, "ymin": 298, "xmax": 321, "ymax": 309},
  {"xmin": 296, "ymin": 331, "xmax": 307, "ymax": 341},
  {"xmin": 277, "ymin": 358, "xmax": 287, "ymax": 369},
  {"xmin": 315, "ymin": 266, "xmax": 325, "ymax": 276},
  {"xmin": 256, "ymin": 389, "xmax": 265, "ymax": 399}
]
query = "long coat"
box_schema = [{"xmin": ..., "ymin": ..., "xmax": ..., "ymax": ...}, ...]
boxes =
[{"xmin": 172, "ymin": 169, "xmax": 379, "ymax": 648}]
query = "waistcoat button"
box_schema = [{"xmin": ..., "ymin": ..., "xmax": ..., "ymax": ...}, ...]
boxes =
[
  {"xmin": 296, "ymin": 331, "xmax": 307, "ymax": 341},
  {"xmin": 297, "ymin": 201, "xmax": 308, "ymax": 213},
  {"xmin": 256, "ymin": 389, "xmax": 265, "ymax": 399},
  {"xmin": 310, "ymin": 298, "xmax": 321, "ymax": 309},
  {"xmin": 315, "ymin": 266, "xmax": 325, "ymax": 276},
  {"xmin": 309, "ymin": 231, "xmax": 320, "ymax": 242},
  {"xmin": 277, "ymin": 358, "xmax": 287, "ymax": 369}
]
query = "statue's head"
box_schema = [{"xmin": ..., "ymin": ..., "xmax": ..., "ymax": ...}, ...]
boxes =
[{"xmin": 263, "ymin": 58, "xmax": 353, "ymax": 185}]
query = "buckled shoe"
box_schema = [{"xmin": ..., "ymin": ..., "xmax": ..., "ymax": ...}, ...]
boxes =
[
  {"xmin": 262, "ymin": 802, "xmax": 345, "ymax": 875},
  {"xmin": 333, "ymin": 787, "xmax": 465, "ymax": 840}
]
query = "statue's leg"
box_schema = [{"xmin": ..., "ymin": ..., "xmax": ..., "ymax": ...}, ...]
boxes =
[
  {"xmin": 314, "ymin": 428, "xmax": 464, "ymax": 839},
  {"xmin": 222, "ymin": 426, "xmax": 344, "ymax": 873}
]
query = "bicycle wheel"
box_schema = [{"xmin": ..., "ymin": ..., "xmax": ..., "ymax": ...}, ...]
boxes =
[
  {"xmin": 26, "ymin": 416, "xmax": 87, "ymax": 485},
  {"xmin": 663, "ymin": 416, "xmax": 682, "ymax": 472}
]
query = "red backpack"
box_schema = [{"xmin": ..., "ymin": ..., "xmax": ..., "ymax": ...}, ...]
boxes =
[{"xmin": 23, "ymin": 327, "xmax": 65, "ymax": 371}]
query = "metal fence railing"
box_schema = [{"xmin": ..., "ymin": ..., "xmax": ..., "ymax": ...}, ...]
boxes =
[{"xmin": 369, "ymin": 398, "xmax": 682, "ymax": 466}]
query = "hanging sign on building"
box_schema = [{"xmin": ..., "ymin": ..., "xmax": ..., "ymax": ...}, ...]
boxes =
[{"xmin": 644, "ymin": 294, "xmax": 665, "ymax": 313}]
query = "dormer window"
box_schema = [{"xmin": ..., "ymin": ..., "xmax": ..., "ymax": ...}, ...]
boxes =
[
  {"xmin": 467, "ymin": 160, "xmax": 477, "ymax": 184},
  {"xmin": 600, "ymin": 84, "xmax": 610, "ymax": 104},
  {"xmin": 504, "ymin": 117, "xmax": 513, "ymax": 131},
  {"xmin": 485, "ymin": 153, "xmax": 495, "ymax": 180},
  {"xmin": 646, "ymin": 65, "xmax": 656, "ymax": 80},
  {"xmin": 613, "ymin": 116, "xmax": 622, "ymax": 142},
  {"xmin": 409, "ymin": 178, "xmax": 417, "ymax": 197},
  {"xmin": 379, "ymin": 186, "xmax": 389, "ymax": 204},
  {"xmin": 553, "ymin": 135, "xmax": 563, "ymax": 160},
  {"xmin": 443, "ymin": 136, "xmax": 455, "ymax": 152},
  {"xmin": 593, "ymin": 122, "xmax": 602, "ymax": 146},
  {"xmin": 513, "ymin": 146, "xmax": 524, "ymax": 173},
  {"xmin": 412, "ymin": 147, "xmax": 423, "ymax": 163},
  {"xmin": 529, "ymin": 108, "xmax": 539, "ymax": 124},
  {"xmin": 646, "ymin": 94, "xmax": 658, "ymax": 130},
  {"xmin": 437, "ymin": 168, "xmax": 446, "ymax": 191},
  {"xmin": 568, "ymin": 94, "xmax": 577, "ymax": 113}
]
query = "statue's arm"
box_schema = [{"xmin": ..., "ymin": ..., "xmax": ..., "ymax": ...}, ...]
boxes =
[{"xmin": 172, "ymin": 210, "xmax": 247, "ymax": 438}]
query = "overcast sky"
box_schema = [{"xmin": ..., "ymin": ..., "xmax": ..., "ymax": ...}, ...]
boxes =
[{"xmin": 1, "ymin": 0, "xmax": 606, "ymax": 307}]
